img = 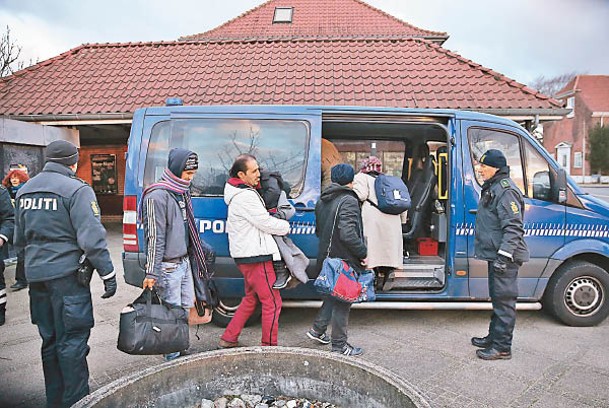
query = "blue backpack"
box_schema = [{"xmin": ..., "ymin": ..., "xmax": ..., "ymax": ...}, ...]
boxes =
[{"xmin": 368, "ymin": 174, "xmax": 411, "ymax": 215}]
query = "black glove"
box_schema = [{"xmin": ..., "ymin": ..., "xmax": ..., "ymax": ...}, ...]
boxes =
[
  {"xmin": 101, "ymin": 275, "xmax": 117, "ymax": 299},
  {"xmin": 492, "ymin": 255, "xmax": 510, "ymax": 274}
]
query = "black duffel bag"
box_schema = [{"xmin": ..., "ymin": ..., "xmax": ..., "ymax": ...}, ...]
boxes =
[{"xmin": 117, "ymin": 288, "xmax": 189, "ymax": 355}]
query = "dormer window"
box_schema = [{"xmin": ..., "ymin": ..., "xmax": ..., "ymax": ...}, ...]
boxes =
[
  {"xmin": 273, "ymin": 7, "xmax": 293, "ymax": 23},
  {"xmin": 566, "ymin": 96, "xmax": 575, "ymax": 118}
]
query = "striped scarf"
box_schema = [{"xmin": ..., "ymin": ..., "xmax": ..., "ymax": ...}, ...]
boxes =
[{"xmin": 141, "ymin": 168, "xmax": 211, "ymax": 280}]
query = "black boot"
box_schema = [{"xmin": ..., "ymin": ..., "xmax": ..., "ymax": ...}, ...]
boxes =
[
  {"xmin": 0, "ymin": 303, "xmax": 5, "ymax": 326},
  {"xmin": 471, "ymin": 336, "xmax": 492, "ymax": 348}
]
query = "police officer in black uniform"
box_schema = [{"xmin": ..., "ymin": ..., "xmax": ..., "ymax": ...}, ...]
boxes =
[
  {"xmin": 472, "ymin": 149, "xmax": 529, "ymax": 360},
  {"xmin": 0, "ymin": 184, "xmax": 15, "ymax": 326},
  {"xmin": 14, "ymin": 140, "xmax": 116, "ymax": 407}
]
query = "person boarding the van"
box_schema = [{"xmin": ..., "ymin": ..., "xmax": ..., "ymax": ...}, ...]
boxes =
[
  {"xmin": 141, "ymin": 148, "xmax": 204, "ymax": 361},
  {"xmin": 472, "ymin": 149, "xmax": 529, "ymax": 360},
  {"xmin": 220, "ymin": 154, "xmax": 290, "ymax": 348},
  {"xmin": 353, "ymin": 156, "xmax": 407, "ymax": 290},
  {"xmin": 13, "ymin": 140, "xmax": 116, "ymax": 407},
  {"xmin": 306, "ymin": 163, "xmax": 368, "ymax": 356},
  {"xmin": 0, "ymin": 183, "xmax": 15, "ymax": 326}
]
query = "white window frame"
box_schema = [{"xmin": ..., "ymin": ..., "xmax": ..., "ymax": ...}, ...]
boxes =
[
  {"xmin": 273, "ymin": 7, "xmax": 293, "ymax": 23},
  {"xmin": 573, "ymin": 151, "xmax": 583, "ymax": 168},
  {"xmin": 566, "ymin": 97, "xmax": 575, "ymax": 118}
]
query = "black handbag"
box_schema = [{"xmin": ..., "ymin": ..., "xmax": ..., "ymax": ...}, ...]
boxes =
[{"xmin": 117, "ymin": 288, "xmax": 189, "ymax": 355}]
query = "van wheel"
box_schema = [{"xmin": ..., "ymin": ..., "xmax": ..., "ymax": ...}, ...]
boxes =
[
  {"xmin": 543, "ymin": 261, "xmax": 609, "ymax": 327},
  {"xmin": 211, "ymin": 297, "xmax": 262, "ymax": 328}
]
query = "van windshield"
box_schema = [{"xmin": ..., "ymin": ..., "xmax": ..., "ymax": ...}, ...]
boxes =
[{"xmin": 144, "ymin": 119, "xmax": 309, "ymax": 197}]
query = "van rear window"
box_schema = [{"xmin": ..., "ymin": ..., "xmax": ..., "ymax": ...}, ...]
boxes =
[{"xmin": 144, "ymin": 119, "xmax": 309, "ymax": 197}]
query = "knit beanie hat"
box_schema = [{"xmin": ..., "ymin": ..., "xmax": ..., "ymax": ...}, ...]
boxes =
[
  {"xmin": 480, "ymin": 149, "xmax": 507, "ymax": 169},
  {"xmin": 360, "ymin": 156, "xmax": 382, "ymax": 174},
  {"xmin": 45, "ymin": 140, "xmax": 79, "ymax": 166},
  {"xmin": 168, "ymin": 148, "xmax": 198, "ymax": 177},
  {"xmin": 331, "ymin": 163, "xmax": 355, "ymax": 186}
]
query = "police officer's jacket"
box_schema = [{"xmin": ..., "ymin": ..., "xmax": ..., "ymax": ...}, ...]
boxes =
[
  {"xmin": 0, "ymin": 186, "xmax": 15, "ymax": 261},
  {"xmin": 474, "ymin": 167, "xmax": 530, "ymax": 264},
  {"xmin": 14, "ymin": 162, "xmax": 114, "ymax": 282}
]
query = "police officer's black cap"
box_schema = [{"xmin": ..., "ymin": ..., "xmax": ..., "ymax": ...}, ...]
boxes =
[
  {"xmin": 480, "ymin": 149, "xmax": 507, "ymax": 169},
  {"xmin": 45, "ymin": 140, "xmax": 79, "ymax": 166}
]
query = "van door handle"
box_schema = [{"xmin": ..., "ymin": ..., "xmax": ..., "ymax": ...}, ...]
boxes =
[{"xmin": 468, "ymin": 209, "xmax": 477, "ymax": 214}]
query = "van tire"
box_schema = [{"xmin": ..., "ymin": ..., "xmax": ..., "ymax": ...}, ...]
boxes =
[
  {"xmin": 543, "ymin": 260, "xmax": 609, "ymax": 327},
  {"xmin": 211, "ymin": 297, "xmax": 262, "ymax": 328}
]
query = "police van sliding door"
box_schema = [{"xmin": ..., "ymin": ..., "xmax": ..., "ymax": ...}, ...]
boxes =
[{"xmin": 463, "ymin": 121, "xmax": 566, "ymax": 299}]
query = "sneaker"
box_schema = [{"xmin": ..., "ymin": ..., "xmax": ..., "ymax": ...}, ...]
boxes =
[
  {"xmin": 272, "ymin": 272, "xmax": 292, "ymax": 290},
  {"xmin": 332, "ymin": 343, "xmax": 364, "ymax": 356},
  {"xmin": 163, "ymin": 351, "xmax": 180, "ymax": 361},
  {"xmin": 306, "ymin": 329, "xmax": 331, "ymax": 345}
]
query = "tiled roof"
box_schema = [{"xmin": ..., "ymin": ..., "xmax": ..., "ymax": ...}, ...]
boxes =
[
  {"xmin": 180, "ymin": 0, "xmax": 448, "ymax": 43},
  {"xmin": 558, "ymin": 75, "xmax": 609, "ymax": 113},
  {"xmin": 0, "ymin": 38, "xmax": 562, "ymax": 118}
]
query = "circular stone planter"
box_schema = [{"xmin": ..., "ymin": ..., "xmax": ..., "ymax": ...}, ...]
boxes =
[{"xmin": 74, "ymin": 347, "xmax": 429, "ymax": 408}]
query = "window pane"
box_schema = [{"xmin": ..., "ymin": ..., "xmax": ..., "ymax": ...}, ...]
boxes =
[
  {"xmin": 524, "ymin": 142, "xmax": 552, "ymax": 200},
  {"xmin": 468, "ymin": 127, "xmax": 524, "ymax": 193},
  {"xmin": 144, "ymin": 119, "xmax": 309, "ymax": 197},
  {"xmin": 329, "ymin": 139, "xmax": 405, "ymax": 176}
]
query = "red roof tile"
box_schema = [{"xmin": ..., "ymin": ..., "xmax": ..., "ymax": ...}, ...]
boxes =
[
  {"xmin": 0, "ymin": 38, "xmax": 562, "ymax": 118},
  {"xmin": 558, "ymin": 75, "xmax": 609, "ymax": 113},
  {"xmin": 180, "ymin": 0, "xmax": 448, "ymax": 43}
]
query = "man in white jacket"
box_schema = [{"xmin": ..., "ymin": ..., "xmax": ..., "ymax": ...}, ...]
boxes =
[{"xmin": 219, "ymin": 154, "xmax": 290, "ymax": 347}]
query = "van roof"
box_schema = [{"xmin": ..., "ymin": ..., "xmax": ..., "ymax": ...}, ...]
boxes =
[{"xmin": 142, "ymin": 105, "xmax": 522, "ymax": 127}]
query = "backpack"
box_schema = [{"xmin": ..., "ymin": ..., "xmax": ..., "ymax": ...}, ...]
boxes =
[{"xmin": 368, "ymin": 174, "xmax": 411, "ymax": 215}]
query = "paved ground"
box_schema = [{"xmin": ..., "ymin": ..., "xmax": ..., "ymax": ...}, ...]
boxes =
[{"xmin": 1, "ymin": 222, "xmax": 609, "ymax": 407}]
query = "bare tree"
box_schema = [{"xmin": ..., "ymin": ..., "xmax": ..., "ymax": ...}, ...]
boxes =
[
  {"xmin": 1, "ymin": 25, "xmax": 22, "ymax": 77},
  {"xmin": 530, "ymin": 71, "xmax": 580, "ymax": 97}
]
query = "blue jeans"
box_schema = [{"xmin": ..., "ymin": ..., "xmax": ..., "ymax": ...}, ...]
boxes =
[{"xmin": 157, "ymin": 257, "xmax": 195, "ymax": 309}]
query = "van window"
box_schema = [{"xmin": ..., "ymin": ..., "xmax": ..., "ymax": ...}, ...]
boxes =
[
  {"xmin": 144, "ymin": 119, "xmax": 309, "ymax": 197},
  {"xmin": 468, "ymin": 128, "xmax": 524, "ymax": 193},
  {"xmin": 330, "ymin": 139, "xmax": 406, "ymax": 176},
  {"xmin": 524, "ymin": 141, "xmax": 553, "ymax": 201}
]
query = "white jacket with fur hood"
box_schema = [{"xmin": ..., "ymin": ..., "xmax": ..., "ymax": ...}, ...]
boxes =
[{"xmin": 224, "ymin": 181, "xmax": 290, "ymax": 262}]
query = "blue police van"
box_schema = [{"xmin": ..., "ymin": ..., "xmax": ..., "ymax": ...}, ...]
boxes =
[{"xmin": 122, "ymin": 103, "xmax": 609, "ymax": 327}]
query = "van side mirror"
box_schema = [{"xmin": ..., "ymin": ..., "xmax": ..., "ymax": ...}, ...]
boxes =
[{"xmin": 555, "ymin": 168, "xmax": 567, "ymax": 204}]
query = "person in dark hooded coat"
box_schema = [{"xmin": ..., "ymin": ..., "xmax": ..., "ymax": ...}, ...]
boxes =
[{"xmin": 306, "ymin": 164, "xmax": 368, "ymax": 356}]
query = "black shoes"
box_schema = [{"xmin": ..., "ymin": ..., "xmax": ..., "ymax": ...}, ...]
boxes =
[
  {"xmin": 471, "ymin": 336, "xmax": 492, "ymax": 348},
  {"xmin": 476, "ymin": 347, "xmax": 512, "ymax": 360},
  {"xmin": 10, "ymin": 282, "xmax": 27, "ymax": 291},
  {"xmin": 272, "ymin": 271, "xmax": 292, "ymax": 290}
]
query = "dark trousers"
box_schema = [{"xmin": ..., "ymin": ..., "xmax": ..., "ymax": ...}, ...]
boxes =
[
  {"xmin": 15, "ymin": 249, "xmax": 26, "ymax": 284},
  {"xmin": 312, "ymin": 296, "xmax": 352, "ymax": 350},
  {"xmin": 29, "ymin": 274, "xmax": 94, "ymax": 408},
  {"xmin": 487, "ymin": 261, "xmax": 519, "ymax": 351},
  {"xmin": 0, "ymin": 257, "xmax": 6, "ymax": 310}
]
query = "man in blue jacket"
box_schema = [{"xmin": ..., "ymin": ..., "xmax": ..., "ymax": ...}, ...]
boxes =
[
  {"xmin": 0, "ymin": 184, "xmax": 15, "ymax": 326},
  {"xmin": 14, "ymin": 140, "xmax": 115, "ymax": 407}
]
